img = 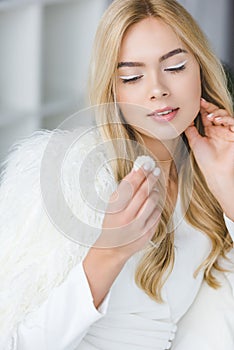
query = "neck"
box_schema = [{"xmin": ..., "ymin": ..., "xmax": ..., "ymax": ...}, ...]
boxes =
[
  {"xmin": 141, "ymin": 135, "xmax": 180, "ymax": 207},
  {"xmin": 141, "ymin": 134, "xmax": 180, "ymax": 162}
]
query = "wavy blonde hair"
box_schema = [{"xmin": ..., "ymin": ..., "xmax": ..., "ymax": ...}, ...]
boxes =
[{"xmin": 88, "ymin": 0, "xmax": 233, "ymax": 302}]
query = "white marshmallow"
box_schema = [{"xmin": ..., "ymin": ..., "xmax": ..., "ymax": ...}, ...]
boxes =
[{"xmin": 133, "ymin": 155, "xmax": 156, "ymax": 171}]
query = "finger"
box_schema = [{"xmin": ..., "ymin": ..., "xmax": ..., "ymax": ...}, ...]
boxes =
[
  {"xmin": 205, "ymin": 125, "xmax": 234, "ymax": 141},
  {"xmin": 144, "ymin": 207, "xmax": 161, "ymax": 238},
  {"xmin": 199, "ymin": 98, "xmax": 220, "ymax": 127},
  {"xmin": 185, "ymin": 124, "xmax": 203, "ymax": 149},
  {"xmin": 126, "ymin": 169, "xmax": 160, "ymax": 218},
  {"xmin": 200, "ymin": 98, "xmax": 219, "ymax": 115},
  {"xmin": 200, "ymin": 111, "xmax": 213, "ymax": 127},
  {"xmin": 123, "ymin": 208, "xmax": 161, "ymax": 247},
  {"xmin": 134, "ymin": 185, "xmax": 159, "ymax": 225},
  {"xmin": 107, "ymin": 190, "xmax": 160, "ymax": 245},
  {"xmin": 122, "ymin": 161, "xmax": 155, "ymax": 194},
  {"xmin": 108, "ymin": 163, "xmax": 154, "ymax": 213},
  {"xmin": 211, "ymin": 115, "xmax": 234, "ymax": 127}
]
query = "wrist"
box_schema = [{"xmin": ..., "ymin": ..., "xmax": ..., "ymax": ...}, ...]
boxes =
[
  {"xmin": 83, "ymin": 247, "xmax": 127, "ymax": 309},
  {"xmin": 208, "ymin": 177, "xmax": 234, "ymax": 220},
  {"xmin": 86, "ymin": 246, "xmax": 129, "ymax": 268}
]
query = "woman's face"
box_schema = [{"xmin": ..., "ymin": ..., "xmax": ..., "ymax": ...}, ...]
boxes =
[{"xmin": 116, "ymin": 17, "xmax": 201, "ymax": 140}]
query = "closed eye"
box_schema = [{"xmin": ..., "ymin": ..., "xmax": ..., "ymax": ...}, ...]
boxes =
[
  {"xmin": 164, "ymin": 60, "xmax": 187, "ymax": 72},
  {"xmin": 119, "ymin": 74, "xmax": 144, "ymax": 83}
]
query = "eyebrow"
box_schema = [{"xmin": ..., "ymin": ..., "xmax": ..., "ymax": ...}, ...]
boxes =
[
  {"xmin": 117, "ymin": 48, "xmax": 188, "ymax": 68},
  {"xmin": 159, "ymin": 48, "xmax": 188, "ymax": 62}
]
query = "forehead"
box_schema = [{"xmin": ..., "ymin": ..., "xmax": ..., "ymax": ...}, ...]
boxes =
[{"xmin": 119, "ymin": 17, "xmax": 184, "ymax": 60}]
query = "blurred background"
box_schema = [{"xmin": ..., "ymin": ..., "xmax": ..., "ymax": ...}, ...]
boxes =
[{"xmin": 0, "ymin": 0, "xmax": 233, "ymax": 163}]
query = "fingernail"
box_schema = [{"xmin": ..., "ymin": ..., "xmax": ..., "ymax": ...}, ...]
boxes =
[
  {"xmin": 215, "ymin": 117, "xmax": 222, "ymax": 121},
  {"xmin": 152, "ymin": 187, "xmax": 159, "ymax": 193},
  {"xmin": 153, "ymin": 167, "xmax": 161, "ymax": 176},
  {"xmin": 207, "ymin": 113, "xmax": 214, "ymax": 119},
  {"xmin": 201, "ymin": 97, "xmax": 206, "ymax": 102}
]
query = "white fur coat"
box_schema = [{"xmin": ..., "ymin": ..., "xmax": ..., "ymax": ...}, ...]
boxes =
[{"xmin": 0, "ymin": 127, "xmax": 117, "ymax": 349}]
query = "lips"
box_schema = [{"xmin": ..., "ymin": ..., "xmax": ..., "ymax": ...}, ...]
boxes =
[{"xmin": 147, "ymin": 107, "xmax": 179, "ymax": 123}]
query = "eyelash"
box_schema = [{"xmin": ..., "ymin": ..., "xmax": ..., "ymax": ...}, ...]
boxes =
[
  {"xmin": 120, "ymin": 63, "xmax": 186, "ymax": 84},
  {"xmin": 164, "ymin": 64, "xmax": 186, "ymax": 73},
  {"xmin": 121, "ymin": 75, "xmax": 144, "ymax": 84}
]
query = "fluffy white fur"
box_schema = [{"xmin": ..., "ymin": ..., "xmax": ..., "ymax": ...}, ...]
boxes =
[{"xmin": 0, "ymin": 128, "xmax": 116, "ymax": 348}]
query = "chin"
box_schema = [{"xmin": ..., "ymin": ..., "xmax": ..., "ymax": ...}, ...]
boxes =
[
  {"xmin": 157, "ymin": 131, "xmax": 181, "ymax": 141},
  {"xmin": 148, "ymin": 124, "xmax": 184, "ymax": 140}
]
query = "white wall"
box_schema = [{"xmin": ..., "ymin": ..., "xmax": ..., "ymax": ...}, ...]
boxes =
[
  {"xmin": 0, "ymin": 0, "xmax": 108, "ymax": 163},
  {"xmin": 178, "ymin": 0, "xmax": 232, "ymax": 66}
]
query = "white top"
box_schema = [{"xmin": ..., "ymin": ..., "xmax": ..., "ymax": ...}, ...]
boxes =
[{"xmin": 11, "ymin": 196, "xmax": 234, "ymax": 350}]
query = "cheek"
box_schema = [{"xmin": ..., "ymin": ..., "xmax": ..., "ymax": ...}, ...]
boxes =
[
  {"xmin": 182, "ymin": 68, "xmax": 201, "ymax": 97},
  {"xmin": 193, "ymin": 63, "xmax": 201, "ymax": 91},
  {"xmin": 116, "ymin": 81, "xmax": 145, "ymax": 104},
  {"xmin": 116, "ymin": 82, "xmax": 128, "ymax": 102},
  {"xmin": 192, "ymin": 72, "xmax": 202, "ymax": 99},
  {"xmin": 118, "ymin": 102, "xmax": 147, "ymax": 124},
  {"xmin": 183, "ymin": 69, "xmax": 201, "ymax": 116},
  {"xmin": 192, "ymin": 73, "xmax": 202, "ymax": 115},
  {"xmin": 116, "ymin": 92, "xmax": 126, "ymax": 103},
  {"xmin": 116, "ymin": 86, "xmax": 135, "ymax": 103}
]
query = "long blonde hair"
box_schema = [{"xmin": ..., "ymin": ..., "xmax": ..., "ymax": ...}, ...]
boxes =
[{"xmin": 89, "ymin": 0, "xmax": 233, "ymax": 301}]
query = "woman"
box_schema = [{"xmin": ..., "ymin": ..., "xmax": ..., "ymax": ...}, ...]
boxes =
[{"xmin": 1, "ymin": 0, "xmax": 234, "ymax": 349}]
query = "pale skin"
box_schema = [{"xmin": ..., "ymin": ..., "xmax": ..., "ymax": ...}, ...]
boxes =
[{"xmin": 83, "ymin": 18, "xmax": 234, "ymax": 308}]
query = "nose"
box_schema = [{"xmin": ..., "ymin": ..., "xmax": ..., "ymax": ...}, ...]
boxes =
[
  {"xmin": 150, "ymin": 90, "xmax": 169, "ymax": 100},
  {"xmin": 148, "ymin": 75, "xmax": 169, "ymax": 101}
]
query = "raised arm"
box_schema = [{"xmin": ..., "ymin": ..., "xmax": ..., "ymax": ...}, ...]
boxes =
[
  {"xmin": 185, "ymin": 98, "xmax": 234, "ymax": 221},
  {"xmin": 83, "ymin": 163, "xmax": 161, "ymax": 308}
]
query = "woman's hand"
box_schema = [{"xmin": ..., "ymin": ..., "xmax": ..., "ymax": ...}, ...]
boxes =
[
  {"xmin": 83, "ymin": 163, "xmax": 161, "ymax": 308},
  {"xmin": 185, "ymin": 98, "xmax": 234, "ymax": 219},
  {"xmin": 95, "ymin": 163, "xmax": 162, "ymax": 259}
]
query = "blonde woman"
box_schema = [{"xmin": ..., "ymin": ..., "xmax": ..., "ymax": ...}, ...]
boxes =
[{"xmin": 1, "ymin": 0, "xmax": 234, "ymax": 349}]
